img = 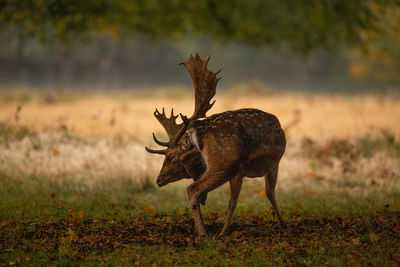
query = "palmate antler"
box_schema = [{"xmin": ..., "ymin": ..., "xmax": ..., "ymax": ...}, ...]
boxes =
[
  {"xmin": 146, "ymin": 53, "xmax": 220, "ymax": 153},
  {"xmin": 180, "ymin": 53, "xmax": 221, "ymax": 121},
  {"xmin": 171, "ymin": 53, "xmax": 220, "ymax": 144}
]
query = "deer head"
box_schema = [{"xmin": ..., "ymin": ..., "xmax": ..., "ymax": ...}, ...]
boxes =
[
  {"xmin": 145, "ymin": 108, "xmax": 205, "ymax": 187},
  {"xmin": 145, "ymin": 53, "xmax": 220, "ymax": 187}
]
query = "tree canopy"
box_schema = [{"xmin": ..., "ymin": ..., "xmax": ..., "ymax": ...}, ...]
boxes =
[{"xmin": 1, "ymin": 0, "xmax": 397, "ymax": 51}]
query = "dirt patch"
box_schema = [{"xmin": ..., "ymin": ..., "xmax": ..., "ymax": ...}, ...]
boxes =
[{"xmin": 2, "ymin": 212, "xmax": 399, "ymax": 252}]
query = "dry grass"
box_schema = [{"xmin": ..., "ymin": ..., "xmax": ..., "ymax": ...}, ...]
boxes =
[
  {"xmin": 1, "ymin": 92, "xmax": 399, "ymax": 142},
  {"xmin": 0, "ymin": 91, "xmax": 399, "ymax": 196}
]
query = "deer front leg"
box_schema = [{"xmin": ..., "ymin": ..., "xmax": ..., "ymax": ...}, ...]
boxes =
[
  {"xmin": 189, "ymin": 200, "xmax": 207, "ymax": 237},
  {"xmin": 218, "ymin": 175, "xmax": 243, "ymax": 238},
  {"xmin": 187, "ymin": 170, "xmax": 230, "ymax": 237}
]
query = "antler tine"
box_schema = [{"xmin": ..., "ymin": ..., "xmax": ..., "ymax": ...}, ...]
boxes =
[
  {"xmin": 145, "ymin": 146, "xmax": 167, "ymax": 155},
  {"xmin": 203, "ymin": 53, "xmax": 210, "ymax": 68},
  {"xmin": 152, "ymin": 132, "xmax": 169, "ymax": 147},
  {"xmin": 171, "ymin": 108, "xmax": 178, "ymax": 119},
  {"xmin": 180, "ymin": 113, "xmax": 188, "ymax": 124}
]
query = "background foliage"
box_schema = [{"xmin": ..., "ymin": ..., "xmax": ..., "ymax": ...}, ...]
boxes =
[
  {"xmin": 1, "ymin": 0, "xmax": 391, "ymax": 48},
  {"xmin": 1, "ymin": 0, "xmax": 400, "ymax": 91}
]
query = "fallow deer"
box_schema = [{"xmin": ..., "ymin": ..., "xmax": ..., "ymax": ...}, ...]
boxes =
[{"xmin": 146, "ymin": 53, "xmax": 286, "ymax": 237}]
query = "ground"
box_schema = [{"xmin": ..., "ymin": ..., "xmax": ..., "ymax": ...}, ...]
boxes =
[{"xmin": 0, "ymin": 90, "xmax": 399, "ymax": 265}]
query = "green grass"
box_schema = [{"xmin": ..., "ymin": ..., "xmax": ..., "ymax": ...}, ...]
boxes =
[
  {"xmin": 1, "ymin": 173, "xmax": 399, "ymax": 266},
  {"xmin": 1, "ymin": 172, "xmax": 399, "ymax": 222}
]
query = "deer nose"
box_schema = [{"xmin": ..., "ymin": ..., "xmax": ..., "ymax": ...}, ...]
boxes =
[{"xmin": 156, "ymin": 176, "xmax": 165, "ymax": 187}]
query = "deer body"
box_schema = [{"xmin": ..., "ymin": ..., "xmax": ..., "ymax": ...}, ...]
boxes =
[
  {"xmin": 188, "ymin": 108, "xmax": 285, "ymax": 177},
  {"xmin": 146, "ymin": 53, "xmax": 286, "ymax": 237},
  {"xmin": 186, "ymin": 108, "xmax": 286, "ymax": 236}
]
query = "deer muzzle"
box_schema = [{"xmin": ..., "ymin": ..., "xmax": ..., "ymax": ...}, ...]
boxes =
[{"xmin": 156, "ymin": 175, "xmax": 168, "ymax": 187}]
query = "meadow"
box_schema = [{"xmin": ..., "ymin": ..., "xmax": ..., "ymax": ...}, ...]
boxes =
[{"xmin": 0, "ymin": 89, "xmax": 399, "ymax": 266}]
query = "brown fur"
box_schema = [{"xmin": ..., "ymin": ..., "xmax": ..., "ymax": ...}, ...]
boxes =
[
  {"xmin": 186, "ymin": 108, "xmax": 286, "ymax": 237},
  {"xmin": 150, "ymin": 108, "xmax": 286, "ymax": 237},
  {"xmin": 146, "ymin": 53, "xmax": 286, "ymax": 237}
]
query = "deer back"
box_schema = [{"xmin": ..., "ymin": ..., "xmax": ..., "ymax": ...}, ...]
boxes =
[{"xmin": 187, "ymin": 108, "xmax": 286, "ymax": 177}]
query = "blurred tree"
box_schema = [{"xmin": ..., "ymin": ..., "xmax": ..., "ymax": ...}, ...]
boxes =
[
  {"xmin": 1, "ymin": 0, "xmax": 400, "ymax": 90},
  {"xmin": 0, "ymin": 0, "xmax": 397, "ymax": 51},
  {"xmin": 347, "ymin": 5, "xmax": 400, "ymax": 87}
]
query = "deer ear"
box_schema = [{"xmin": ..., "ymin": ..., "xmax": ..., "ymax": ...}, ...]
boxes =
[{"xmin": 180, "ymin": 135, "xmax": 192, "ymax": 151}]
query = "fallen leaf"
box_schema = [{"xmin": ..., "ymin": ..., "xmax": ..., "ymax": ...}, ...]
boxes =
[
  {"xmin": 144, "ymin": 206, "xmax": 156, "ymax": 212},
  {"xmin": 52, "ymin": 148, "xmax": 60, "ymax": 156},
  {"xmin": 78, "ymin": 210, "xmax": 84, "ymax": 219},
  {"xmin": 393, "ymin": 224, "xmax": 400, "ymax": 234},
  {"xmin": 371, "ymin": 180, "xmax": 378, "ymax": 186},
  {"xmin": 163, "ymin": 216, "xmax": 172, "ymax": 223},
  {"xmin": 68, "ymin": 209, "xmax": 76, "ymax": 217},
  {"xmin": 264, "ymin": 208, "xmax": 272, "ymax": 216}
]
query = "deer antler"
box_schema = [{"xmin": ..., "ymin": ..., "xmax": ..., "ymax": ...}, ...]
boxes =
[
  {"xmin": 147, "ymin": 53, "xmax": 220, "ymax": 151},
  {"xmin": 154, "ymin": 108, "xmax": 182, "ymax": 138},
  {"xmin": 180, "ymin": 53, "xmax": 220, "ymax": 121},
  {"xmin": 146, "ymin": 108, "xmax": 183, "ymax": 153},
  {"xmin": 151, "ymin": 108, "xmax": 183, "ymax": 147},
  {"xmin": 145, "ymin": 146, "xmax": 167, "ymax": 155},
  {"xmin": 170, "ymin": 53, "xmax": 220, "ymax": 144}
]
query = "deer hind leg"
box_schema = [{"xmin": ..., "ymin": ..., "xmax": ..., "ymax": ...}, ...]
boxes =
[
  {"xmin": 265, "ymin": 166, "xmax": 286, "ymax": 227},
  {"xmin": 218, "ymin": 175, "xmax": 243, "ymax": 238},
  {"xmin": 187, "ymin": 170, "xmax": 233, "ymax": 237}
]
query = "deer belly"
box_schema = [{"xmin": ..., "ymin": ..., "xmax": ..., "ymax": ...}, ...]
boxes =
[{"xmin": 243, "ymin": 156, "xmax": 277, "ymax": 177}]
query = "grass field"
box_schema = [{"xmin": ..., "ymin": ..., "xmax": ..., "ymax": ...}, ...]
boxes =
[{"xmin": 1, "ymin": 90, "xmax": 400, "ymax": 265}]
